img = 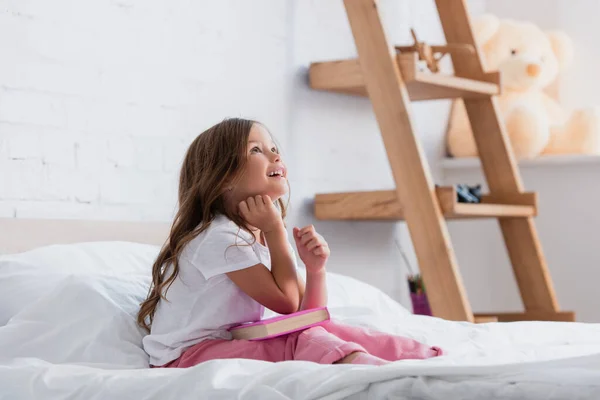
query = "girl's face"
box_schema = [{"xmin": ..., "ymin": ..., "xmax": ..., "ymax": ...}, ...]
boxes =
[{"xmin": 230, "ymin": 124, "xmax": 288, "ymax": 203}]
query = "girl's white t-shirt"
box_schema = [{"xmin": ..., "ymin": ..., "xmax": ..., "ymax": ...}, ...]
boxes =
[{"xmin": 142, "ymin": 215, "xmax": 296, "ymax": 367}]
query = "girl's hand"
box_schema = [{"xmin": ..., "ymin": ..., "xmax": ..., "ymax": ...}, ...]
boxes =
[
  {"xmin": 293, "ymin": 225, "xmax": 330, "ymax": 273},
  {"xmin": 238, "ymin": 195, "xmax": 283, "ymax": 233}
]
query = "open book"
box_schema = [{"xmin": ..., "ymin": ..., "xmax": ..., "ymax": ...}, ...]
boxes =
[{"xmin": 229, "ymin": 307, "xmax": 330, "ymax": 341}]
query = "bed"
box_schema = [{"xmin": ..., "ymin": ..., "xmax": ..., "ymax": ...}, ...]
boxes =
[{"xmin": 1, "ymin": 217, "xmax": 600, "ymax": 400}]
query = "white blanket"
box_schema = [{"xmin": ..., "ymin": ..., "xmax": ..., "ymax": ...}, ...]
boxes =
[
  {"xmin": 1, "ymin": 243, "xmax": 600, "ymax": 399},
  {"xmin": 3, "ymin": 310, "xmax": 600, "ymax": 399}
]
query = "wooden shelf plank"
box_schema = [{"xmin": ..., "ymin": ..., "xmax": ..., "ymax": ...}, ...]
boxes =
[
  {"xmin": 314, "ymin": 190, "xmax": 402, "ymax": 220},
  {"xmin": 407, "ymin": 72, "xmax": 498, "ymax": 100},
  {"xmin": 473, "ymin": 315, "xmax": 498, "ymax": 323},
  {"xmin": 308, "ymin": 57, "xmax": 499, "ymax": 101},
  {"xmin": 309, "ymin": 59, "xmax": 367, "ymax": 96},
  {"xmin": 481, "ymin": 192, "xmax": 537, "ymax": 208},
  {"xmin": 450, "ymin": 203, "xmax": 535, "ymax": 218},
  {"xmin": 474, "ymin": 311, "xmax": 575, "ymax": 322},
  {"xmin": 314, "ymin": 187, "xmax": 537, "ymax": 221},
  {"xmin": 441, "ymin": 154, "xmax": 600, "ymax": 170}
]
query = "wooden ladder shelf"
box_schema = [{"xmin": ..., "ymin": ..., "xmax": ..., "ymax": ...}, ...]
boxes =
[
  {"xmin": 308, "ymin": 0, "xmax": 574, "ymax": 324},
  {"xmin": 310, "ymin": 54, "xmax": 501, "ymax": 101},
  {"xmin": 315, "ymin": 187, "xmax": 537, "ymax": 221}
]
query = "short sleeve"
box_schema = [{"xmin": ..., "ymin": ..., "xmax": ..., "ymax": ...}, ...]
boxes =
[{"xmin": 187, "ymin": 221, "xmax": 262, "ymax": 280}]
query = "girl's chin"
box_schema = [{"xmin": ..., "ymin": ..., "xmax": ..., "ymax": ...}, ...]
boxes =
[
  {"xmin": 266, "ymin": 191, "xmax": 287, "ymax": 202},
  {"xmin": 246, "ymin": 182, "xmax": 288, "ymax": 202},
  {"xmin": 264, "ymin": 188, "xmax": 288, "ymax": 202},
  {"xmin": 266, "ymin": 182, "xmax": 289, "ymax": 198}
]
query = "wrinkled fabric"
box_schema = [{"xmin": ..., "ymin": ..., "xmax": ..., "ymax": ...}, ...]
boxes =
[{"xmin": 156, "ymin": 320, "xmax": 443, "ymax": 368}]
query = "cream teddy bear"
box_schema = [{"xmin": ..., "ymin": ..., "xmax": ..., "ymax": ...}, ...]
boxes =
[{"xmin": 447, "ymin": 14, "xmax": 600, "ymax": 159}]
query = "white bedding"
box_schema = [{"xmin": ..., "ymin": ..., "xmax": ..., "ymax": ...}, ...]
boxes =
[
  {"xmin": 3, "ymin": 315, "xmax": 600, "ymax": 399},
  {"xmin": 2, "ymin": 242, "xmax": 600, "ymax": 399}
]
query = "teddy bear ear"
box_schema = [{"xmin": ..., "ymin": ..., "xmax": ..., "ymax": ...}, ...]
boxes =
[
  {"xmin": 471, "ymin": 13, "xmax": 500, "ymax": 46},
  {"xmin": 546, "ymin": 30, "xmax": 574, "ymax": 70}
]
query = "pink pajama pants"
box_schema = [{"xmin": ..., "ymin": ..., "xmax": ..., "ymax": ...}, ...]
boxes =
[{"xmin": 155, "ymin": 320, "xmax": 443, "ymax": 368}]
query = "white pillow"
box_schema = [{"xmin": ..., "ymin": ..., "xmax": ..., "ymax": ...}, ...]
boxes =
[
  {"xmin": 0, "ymin": 274, "xmax": 151, "ymax": 369},
  {"xmin": 0, "ymin": 271, "xmax": 409, "ymax": 370},
  {"xmin": 0, "ymin": 241, "xmax": 410, "ymax": 368},
  {"xmin": 0, "ymin": 242, "xmax": 159, "ymax": 325},
  {"xmin": 1, "ymin": 241, "xmax": 409, "ymax": 327},
  {"xmin": 324, "ymin": 271, "xmax": 410, "ymax": 317}
]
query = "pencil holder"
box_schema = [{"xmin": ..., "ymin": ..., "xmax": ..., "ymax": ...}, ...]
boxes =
[
  {"xmin": 407, "ymin": 274, "xmax": 432, "ymax": 316},
  {"xmin": 410, "ymin": 292, "xmax": 432, "ymax": 316}
]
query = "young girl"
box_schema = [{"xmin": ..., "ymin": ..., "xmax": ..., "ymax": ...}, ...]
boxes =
[{"xmin": 137, "ymin": 118, "xmax": 443, "ymax": 368}]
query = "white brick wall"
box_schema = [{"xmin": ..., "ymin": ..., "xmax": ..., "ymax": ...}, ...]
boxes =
[
  {"xmin": 1, "ymin": 0, "xmax": 486, "ymax": 305},
  {"xmin": 1, "ymin": 0, "xmax": 290, "ymax": 221}
]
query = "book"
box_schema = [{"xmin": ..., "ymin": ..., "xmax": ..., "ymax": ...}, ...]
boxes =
[{"xmin": 228, "ymin": 307, "xmax": 330, "ymax": 341}]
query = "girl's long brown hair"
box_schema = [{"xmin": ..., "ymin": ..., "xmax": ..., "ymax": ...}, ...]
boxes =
[{"xmin": 137, "ymin": 118, "xmax": 288, "ymax": 332}]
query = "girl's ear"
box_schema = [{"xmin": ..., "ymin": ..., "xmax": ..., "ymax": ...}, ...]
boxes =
[
  {"xmin": 471, "ymin": 14, "xmax": 500, "ymax": 47},
  {"xmin": 220, "ymin": 179, "xmax": 233, "ymax": 195}
]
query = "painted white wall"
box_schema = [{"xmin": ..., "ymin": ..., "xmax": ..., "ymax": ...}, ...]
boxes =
[
  {"xmin": 441, "ymin": 157, "xmax": 600, "ymax": 323},
  {"xmin": 485, "ymin": 0, "xmax": 559, "ymax": 28},
  {"xmin": 555, "ymin": 1, "xmax": 600, "ymax": 110},
  {"xmin": 0, "ymin": 0, "xmax": 488, "ymax": 308}
]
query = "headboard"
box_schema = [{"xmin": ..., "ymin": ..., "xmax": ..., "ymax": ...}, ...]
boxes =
[{"xmin": 0, "ymin": 218, "xmax": 171, "ymax": 254}]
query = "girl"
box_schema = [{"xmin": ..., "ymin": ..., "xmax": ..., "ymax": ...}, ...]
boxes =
[{"xmin": 137, "ymin": 118, "xmax": 443, "ymax": 368}]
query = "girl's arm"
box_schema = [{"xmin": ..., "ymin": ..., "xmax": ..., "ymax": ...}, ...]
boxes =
[
  {"xmin": 293, "ymin": 225, "xmax": 329, "ymax": 310},
  {"xmin": 264, "ymin": 226, "xmax": 301, "ymax": 309},
  {"xmin": 297, "ymin": 270, "xmax": 327, "ymax": 310},
  {"xmin": 226, "ymin": 196, "xmax": 300, "ymax": 314}
]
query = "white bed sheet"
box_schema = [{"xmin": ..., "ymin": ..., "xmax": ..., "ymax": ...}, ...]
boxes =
[
  {"xmin": 2, "ymin": 311, "xmax": 600, "ymax": 399},
  {"xmin": 2, "ymin": 241, "xmax": 600, "ymax": 399}
]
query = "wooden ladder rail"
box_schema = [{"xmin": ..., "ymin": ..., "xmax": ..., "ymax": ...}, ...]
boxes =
[
  {"xmin": 340, "ymin": 0, "xmax": 567, "ymax": 322},
  {"xmin": 435, "ymin": 0, "xmax": 559, "ymax": 313},
  {"xmin": 344, "ymin": 0, "xmax": 472, "ymax": 321}
]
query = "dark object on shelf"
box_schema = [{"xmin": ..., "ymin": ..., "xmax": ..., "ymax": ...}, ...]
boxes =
[{"xmin": 456, "ymin": 184, "xmax": 481, "ymax": 203}]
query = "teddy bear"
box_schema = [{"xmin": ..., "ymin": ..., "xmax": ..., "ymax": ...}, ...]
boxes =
[{"xmin": 446, "ymin": 14, "xmax": 600, "ymax": 159}]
